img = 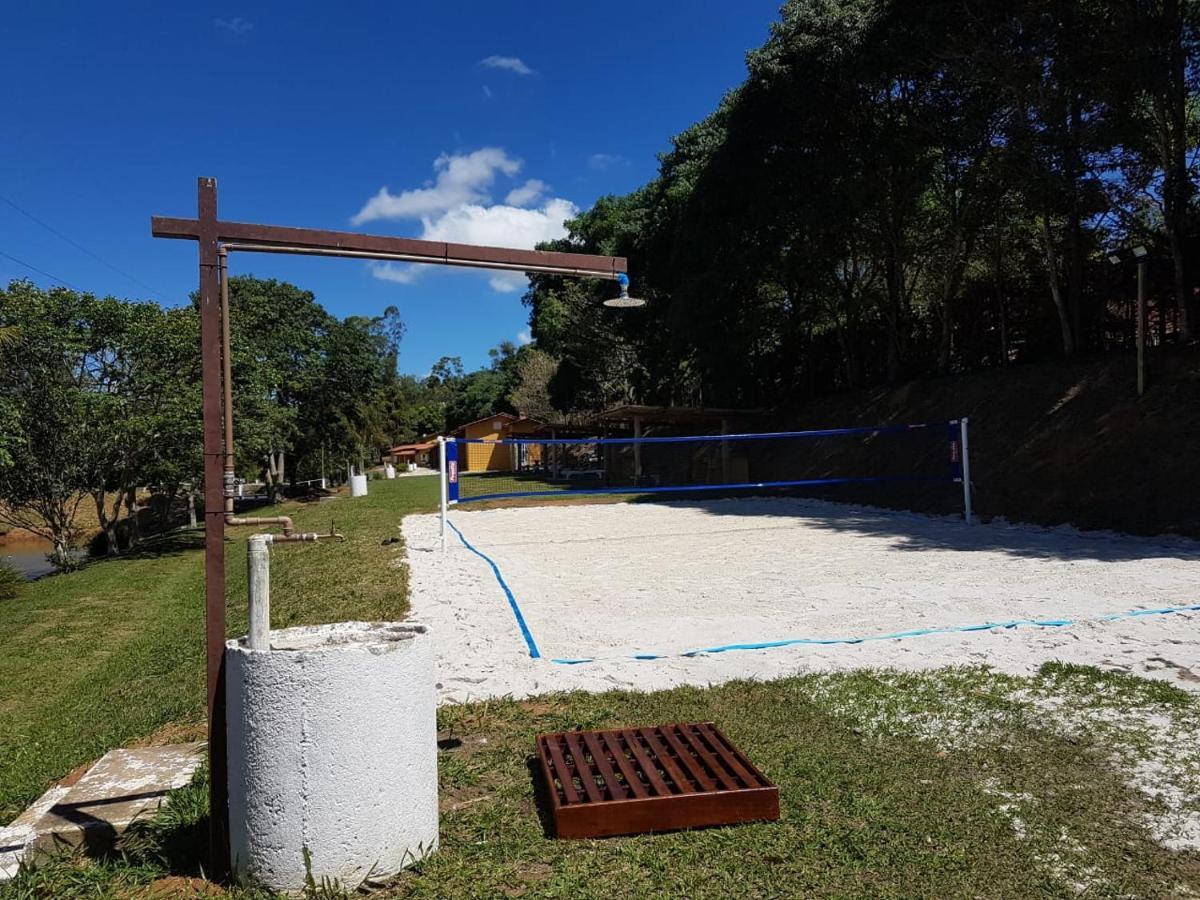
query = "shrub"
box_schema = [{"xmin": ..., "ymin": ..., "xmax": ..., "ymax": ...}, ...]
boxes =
[{"xmin": 0, "ymin": 561, "xmax": 24, "ymax": 600}]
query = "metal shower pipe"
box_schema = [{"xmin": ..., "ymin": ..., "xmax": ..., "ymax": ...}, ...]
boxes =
[{"xmin": 219, "ymin": 246, "xmax": 341, "ymax": 543}]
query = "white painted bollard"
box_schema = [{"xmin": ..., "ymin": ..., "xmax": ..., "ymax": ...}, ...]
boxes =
[
  {"xmin": 225, "ymin": 622, "xmax": 438, "ymax": 891},
  {"xmin": 384, "ymin": 464, "xmax": 396, "ymax": 480},
  {"xmin": 349, "ymin": 473, "xmax": 368, "ymax": 497}
]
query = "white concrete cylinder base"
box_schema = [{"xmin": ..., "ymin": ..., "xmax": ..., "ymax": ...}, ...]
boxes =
[
  {"xmin": 225, "ymin": 622, "xmax": 438, "ymax": 891},
  {"xmin": 349, "ymin": 474, "xmax": 369, "ymax": 497}
]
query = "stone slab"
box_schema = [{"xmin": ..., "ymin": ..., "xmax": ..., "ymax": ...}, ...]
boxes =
[
  {"xmin": 0, "ymin": 785, "xmax": 69, "ymax": 880},
  {"xmin": 31, "ymin": 743, "xmax": 205, "ymax": 854}
]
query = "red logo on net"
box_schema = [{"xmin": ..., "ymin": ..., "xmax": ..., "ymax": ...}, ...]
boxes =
[{"xmin": 449, "ymin": 461, "xmax": 458, "ymax": 483}]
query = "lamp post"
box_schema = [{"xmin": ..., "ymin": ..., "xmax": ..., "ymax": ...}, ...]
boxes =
[
  {"xmin": 1109, "ymin": 247, "xmax": 1149, "ymax": 397},
  {"xmin": 1133, "ymin": 246, "xmax": 1148, "ymax": 397}
]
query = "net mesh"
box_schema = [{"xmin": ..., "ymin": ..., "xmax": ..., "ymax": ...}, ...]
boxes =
[{"xmin": 450, "ymin": 421, "xmax": 964, "ymax": 508}]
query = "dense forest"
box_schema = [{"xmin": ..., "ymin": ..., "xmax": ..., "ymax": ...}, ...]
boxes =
[{"xmin": 527, "ymin": 0, "xmax": 1200, "ymax": 409}]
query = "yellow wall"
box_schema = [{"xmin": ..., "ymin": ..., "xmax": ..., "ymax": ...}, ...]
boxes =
[
  {"xmin": 460, "ymin": 418, "xmax": 513, "ymax": 472},
  {"xmin": 458, "ymin": 417, "xmax": 545, "ymax": 472}
]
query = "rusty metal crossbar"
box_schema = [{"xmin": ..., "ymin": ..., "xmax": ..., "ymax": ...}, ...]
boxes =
[{"xmin": 536, "ymin": 723, "xmax": 779, "ymax": 838}]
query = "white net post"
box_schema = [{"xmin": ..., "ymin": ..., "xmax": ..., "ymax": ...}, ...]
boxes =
[
  {"xmin": 960, "ymin": 417, "xmax": 973, "ymax": 525},
  {"xmin": 438, "ymin": 436, "xmax": 448, "ymax": 552}
]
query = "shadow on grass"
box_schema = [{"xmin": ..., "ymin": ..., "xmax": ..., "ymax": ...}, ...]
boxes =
[
  {"xmin": 525, "ymin": 755, "xmax": 557, "ymax": 840},
  {"xmin": 113, "ymin": 529, "xmax": 208, "ymax": 561},
  {"xmin": 114, "ymin": 769, "xmax": 211, "ymax": 878}
]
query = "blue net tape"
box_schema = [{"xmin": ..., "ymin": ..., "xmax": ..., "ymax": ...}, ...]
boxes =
[{"xmin": 457, "ymin": 419, "xmax": 958, "ymax": 446}]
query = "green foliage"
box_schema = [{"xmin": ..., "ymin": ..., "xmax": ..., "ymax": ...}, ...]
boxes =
[
  {"xmin": 524, "ymin": 0, "xmax": 1200, "ymax": 411},
  {"xmin": 0, "ymin": 282, "xmax": 120, "ymax": 557},
  {"xmin": 0, "ymin": 562, "xmax": 22, "ymax": 601}
]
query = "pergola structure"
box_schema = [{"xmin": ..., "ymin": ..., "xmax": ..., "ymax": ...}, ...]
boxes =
[{"xmin": 151, "ymin": 177, "xmax": 628, "ymax": 869}]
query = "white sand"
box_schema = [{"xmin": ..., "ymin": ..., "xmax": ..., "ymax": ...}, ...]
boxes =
[{"xmin": 400, "ymin": 498, "xmax": 1200, "ymax": 703}]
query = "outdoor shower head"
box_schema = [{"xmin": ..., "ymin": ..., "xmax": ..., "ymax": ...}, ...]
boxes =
[{"xmin": 604, "ymin": 272, "xmax": 645, "ymax": 308}]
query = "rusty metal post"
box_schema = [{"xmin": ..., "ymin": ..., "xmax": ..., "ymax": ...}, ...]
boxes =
[{"xmin": 197, "ymin": 178, "xmax": 229, "ymax": 872}]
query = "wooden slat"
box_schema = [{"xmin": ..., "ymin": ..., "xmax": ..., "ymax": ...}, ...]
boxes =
[
  {"xmin": 601, "ymin": 731, "xmax": 649, "ymax": 799},
  {"xmin": 563, "ymin": 733, "xmax": 604, "ymax": 804},
  {"xmin": 657, "ymin": 726, "xmax": 721, "ymax": 792},
  {"xmin": 692, "ymin": 724, "xmax": 762, "ymax": 788},
  {"xmin": 639, "ymin": 728, "xmax": 698, "ymax": 793},
  {"xmin": 581, "ymin": 731, "xmax": 622, "ymax": 800},
  {"xmin": 542, "ymin": 736, "xmax": 581, "ymax": 806},
  {"xmin": 673, "ymin": 724, "xmax": 742, "ymax": 790},
  {"xmin": 620, "ymin": 730, "xmax": 672, "ymax": 797},
  {"xmin": 699, "ymin": 724, "xmax": 773, "ymax": 786}
]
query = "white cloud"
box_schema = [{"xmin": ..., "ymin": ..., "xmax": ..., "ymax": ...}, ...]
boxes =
[
  {"xmin": 355, "ymin": 151, "xmax": 578, "ymax": 294},
  {"xmin": 482, "ymin": 84, "xmax": 493, "ymax": 99},
  {"xmin": 480, "ymin": 55, "xmax": 533, "ymax": 75},
  {"xmin": 588, "ymin": 152, "xmax": 629, "ymax": 170},
  {"xmin": 421, "ymin": 197, "xmax": 578, "ymax": 249},
  {"xmin": 504, "ymin": 179, "xmax": 547, "ymax": 207},
  {"xmin": 352, "ymin": 147, "xmax": 521, "ymax": 225},
  {"xmin": 490, "ymin": 273, "xmax": 526, "ymax": 293},
  {"xmin": 369, "ymin": 262, "xmax": 418, "ymax": 284},
  {"xmin": 517, "ymin": 329, "xmax": 533, "ymax": 346},
  {"xmin": 215, "ymin": 16, "xmax": 253, "ymax": 34}
]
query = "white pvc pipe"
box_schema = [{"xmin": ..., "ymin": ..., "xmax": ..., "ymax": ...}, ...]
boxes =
[
  {"xmin": 960, "ymin": 417, "xmax": 973, "ymax": 526},
  {"xmin": 247, "ymin": 535, "xmax": 270, "ymax": 650},
  {"xmin": 438, "ymin": 437, "xmax": 447, "ymax": 552}
]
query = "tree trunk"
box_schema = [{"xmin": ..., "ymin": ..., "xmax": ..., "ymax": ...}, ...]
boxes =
[
  {"xmin": 264, "ymin": 449, "xmax": 284, "ymax": 502},
  {"xmin": 1040, "ymin": 215, "xmax": 1075, "ymax": 356},
  {"xmin": 1066, "ymin": 95, "xmax": 1085, "ymax": 352},
  {"xmin": 93, "ymin": 489, "xmax": 125, "ymax": 556},
  {"xmin": 126, "ymin": 487, "xmax": 140, "ymax": 548},
  {"xmin": 883, "ymin": 255, "xmax": 903, "ymax": 383},
  {"xmin": 992, "ymin": 235, "xmax": 1008, "ymax": 366}
]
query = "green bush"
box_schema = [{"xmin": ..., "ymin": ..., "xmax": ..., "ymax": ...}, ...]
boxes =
[{"xmin": 0, "ymin": 561, "xmax": 24, "ymax": 600}]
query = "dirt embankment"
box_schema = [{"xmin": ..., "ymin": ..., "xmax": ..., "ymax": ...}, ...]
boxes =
[{"xmin": 785, "ymin": 347, "xmax": 1200, "ymax": 539}]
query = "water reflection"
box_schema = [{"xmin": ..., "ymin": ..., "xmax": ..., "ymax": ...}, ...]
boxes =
[{"xmin": 2, "ymin": 537, "xmax": 59, "ymax": 580}]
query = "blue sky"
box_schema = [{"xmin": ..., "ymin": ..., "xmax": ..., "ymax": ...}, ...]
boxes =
[{"xmin": 1, "ymin": 1, "xmax": 779, "ymax": 375}]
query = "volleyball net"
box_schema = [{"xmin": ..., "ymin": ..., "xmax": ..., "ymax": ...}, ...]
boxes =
[{"xmin": 438, "ymin": 418, "xmax": 973, "ymax": 526}]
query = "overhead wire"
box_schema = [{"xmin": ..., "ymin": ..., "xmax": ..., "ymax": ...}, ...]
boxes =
[
  {"xmin": 0, "ymin": 192, "xmax": 169, "ymax": 299},
  {"xmin": 0, "ymin": 249, "xmax": 80, "ymax": 291}
]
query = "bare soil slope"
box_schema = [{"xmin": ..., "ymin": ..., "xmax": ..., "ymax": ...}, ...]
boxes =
[{"xmin": 789, "ymin": 347, "xmax": 1200, "ymax": 538}]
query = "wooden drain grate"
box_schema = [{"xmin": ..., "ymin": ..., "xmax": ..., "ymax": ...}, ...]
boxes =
[{"xmin": 535, "ymin": 722, "xmax": 779, "ymax": 838}]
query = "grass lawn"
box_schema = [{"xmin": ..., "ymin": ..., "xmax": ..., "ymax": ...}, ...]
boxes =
[
  {"xmin": 0, "ymin": 476, "xmax": 439, "ymax": 823},
  {"xmin": 2, "ymin": 475, "xmax": 1198, "ymax": 898}
]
